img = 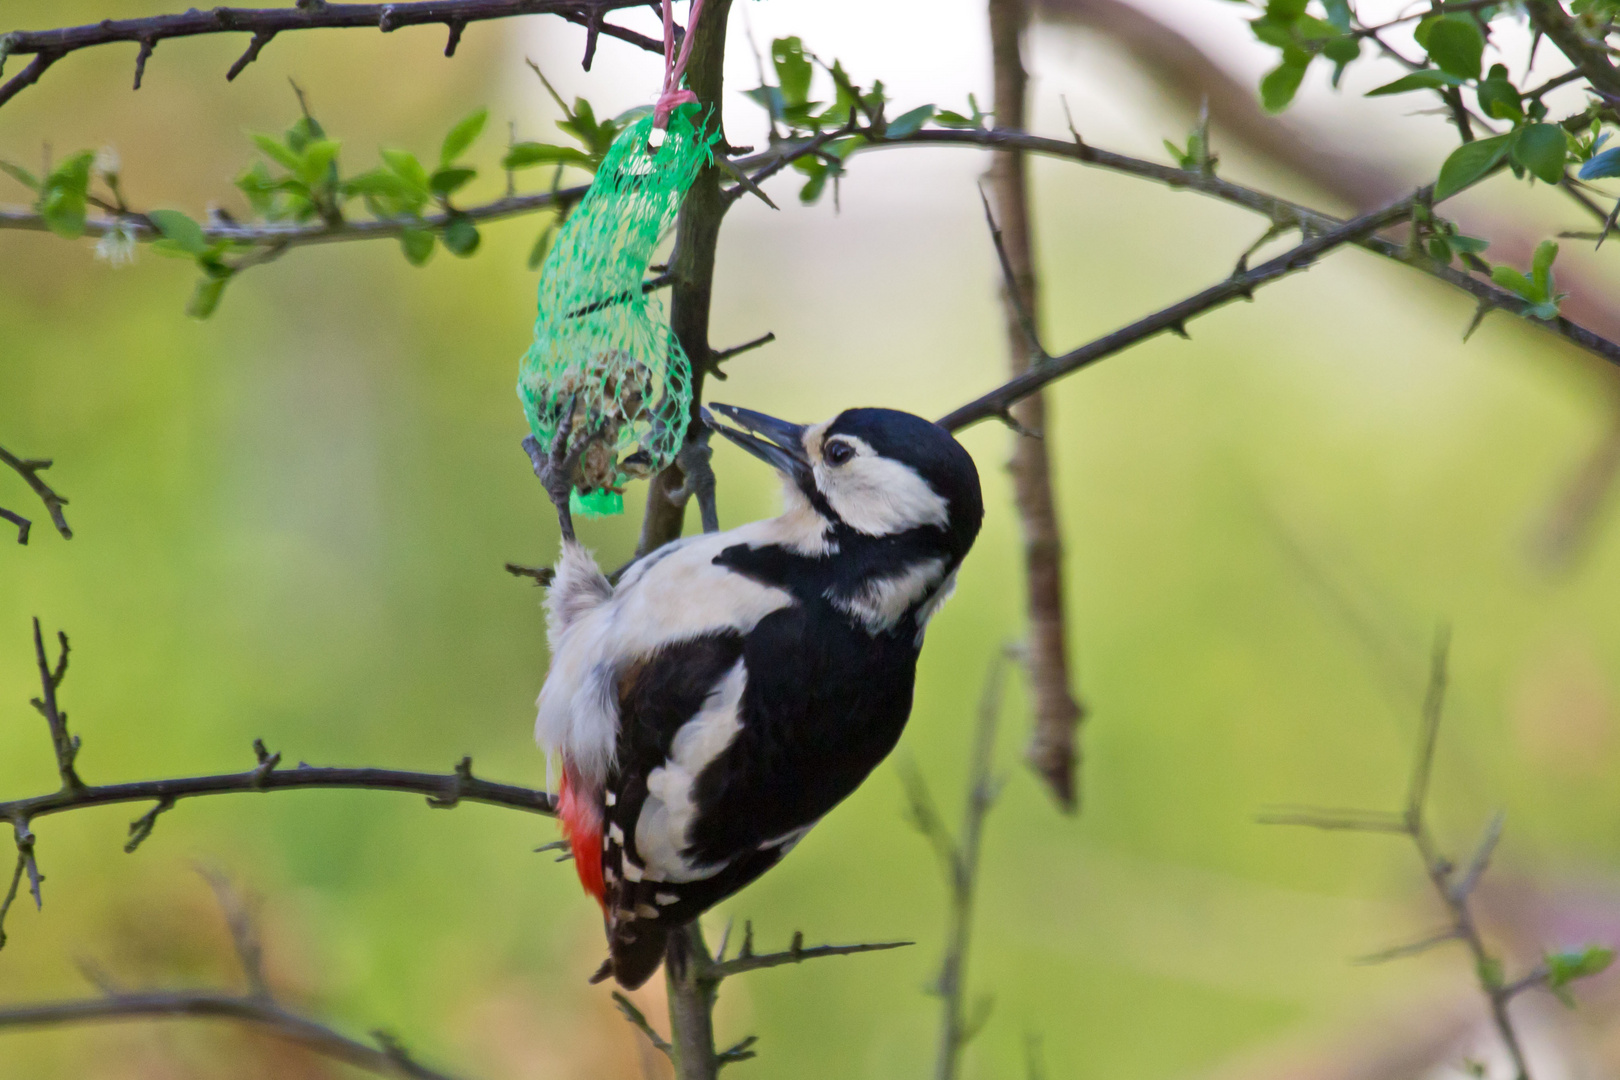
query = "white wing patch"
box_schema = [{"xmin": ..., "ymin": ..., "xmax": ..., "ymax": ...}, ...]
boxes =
[
  {"xmin": 535, "ymin": 521, "xmax": 798, "ymax": 785},
  {"xmin": 827, "ymin": 557, "xmax": 947, "ymax": 634},
  {"xmin": 634, "ymin": 659, "xmax": 749, "ymax": 883}
]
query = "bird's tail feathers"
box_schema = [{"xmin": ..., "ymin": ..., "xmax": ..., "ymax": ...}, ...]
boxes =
[{"xmin": 557, "ymin": 762, "xmax": 605, "ymax": 907}]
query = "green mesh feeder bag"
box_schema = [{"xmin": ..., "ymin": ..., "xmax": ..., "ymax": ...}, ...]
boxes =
[{"xmin": 518, "ymin": 106, "xmax": 715, "ymax": 518}]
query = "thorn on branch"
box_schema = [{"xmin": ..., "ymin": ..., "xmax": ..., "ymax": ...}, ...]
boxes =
[
  {"xmin": 611, "ymin": 991, "xmax": 671, "ymax": 1055},
  {"xmin": 1463, "ymin": 298, "xmax": 1496, "ymax": 342},
  {"xmin": 197, "ymin": 866, "xmax": 269, "ymax": 998},
  {"xmin": 1167, "ymin": 320, "xmax": 1190, "ymax": 340},
  {"xmin": 505, "ymin": 562, "xmax": 556, "ymax": 587},
  {"xmin": 1, "ymin": 507, "xmax": 28, "ymax": 545},
  {"xmin": 994, "ymin": 408, "xmax": 1042, "ymax": 440},
  {"xmin": 133, "ymin": 37, "xmax": 155, "ymax": 90},
  {"xmin": 709, "ymin": 933, "xmax": 912, "ymax": 979},
  {"xmin": 977, "ymin": 185, "xmax": 1048, "ymax": 363},
  {"xmin": 443, "ymin": 19, "xmax": 465, "ymax": 57},
  {"xmin": 1354, "ymin": 927, "xmax": 1462, "ymax": 965},
  {"xmin": 426, "ymin": 756, "xmax": 475, "ymax": 808},
  {"xmin": 124, "ymin": 796, "xmax": 175, "ymax": 853},
  {"xmin": 718, "ymin": 1034, "xmax": 759, "ymax": 1067},
  {"xmin": 225, "ymin": 31, "xmax": 275, "ymax": 81},
  {"xmin": 0, "ymin": 446, "xmax": 72, "ymax": 540},
  {"xmin": 581, "ymin": 9, "xmax": 602, "ymax": 70},
  {"xmin": 251, "ymin": 738, "xmax": 281, "ymax": 787},
  {"xmin": 710, "ymin": 331, "xmax": 775, "ymax": 371}
]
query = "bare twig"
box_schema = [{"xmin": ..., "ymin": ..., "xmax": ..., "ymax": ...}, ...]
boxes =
[
  {"xmin": 0, "ymin": 991, "xmax": 470, "ymax": 1080},
  {"xmin": 938, "ymin": 192, "xmax": 1423, "ymax": 431},
  {"xmin": 1262, "ymin": 627, "xmax": 1552, "ymax": 1080},
  {"xmin": 29, "ymin": 618, "xmax": 81, "ymax": 790},
  {"xmin": 0, "ymin": 446, "xmax": 71, "ymax": 542},
  {"xmin": 710, "ymin": 934, "xmax": 912, "ymax": 978},
  {"xmin": 0, "ymin": 1, "xmax": 660, "ymax": 109},
  {"xmin": 899, "ymin": 648, "xmax": 1012, "ymax": 1080}
]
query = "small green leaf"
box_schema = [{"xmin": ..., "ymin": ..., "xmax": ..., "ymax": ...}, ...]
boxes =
[
  {"xmin": 1260, "ymin": 52, "xmax": 1311, "ymax": 113},
  {"xmin": 1477, "ymin": 65, "xmax": 1523, "ymax": 121},
  {"xmin": 146, "ymin": 209, "xmax": 210, "ymax": 256},
  {"xmin": 399, "ymin": 226, "xmax": 435, "ymax": 266},
  {"xmin": 440, "ymin": 108, "xmax": 488, "ymax": 167},
  {"xmin": 297, "ymin": 138, "xmax": 342, "ymax": 187},
  {"xmin": 1490, "ymin": 265, "xmax": 1534, "ymax": 297},
  {"xmin": 1323, "ymin": 34, "xmax": 1360, "ymax": 65},
  {"xmin": 1424, "ymin": 15, "xmax": 1485, "ymax": 81},
  {"xmin": 441, "ymin": 214, "xmax": 480, "ymax": 256},
  {"xmin": 1476, "ymin": 957, "xmax": 1505, "ymax": 991},
  {"xmin": 1366, "ymin": 69, "xmax": 1465, "ymax": 96},
  {"xmin": 1531, "ymin": 239, "xmax": 1558, "ymax": 297},
  {"xmin": 771, "ymin": 37, "xmax": 813, "ymax": 108},
  {"xmin": 429, "ymin": 166, "xmax": 477, "ymax": 198},
  {"xmin": 0, "ymin": 161, "xmax": 39, "ymax": 191},
  {"xmin": 502, "ymin": 142, "xmax": 594, "ymax": 170},
  {"xmin": 527, "ymin": 219, "xmax": 557, "ymax": 271},
  {"xmin": 252, "ymin": 133, "xmax": 303, "ymax": 173},
  {"xmin": 1265, "ymin": 0, "xmax": 1307, "ymax": 20},
  {"xmin": 1449, "ymin": 232, "xmax": 1490, "ymax": 254},
  {"xmin": 1513, "ymin": 123, "xmax": 1569, "ymax": 185},
  {"xmin": 885, "ymin": 104, "xmax": 934, "ymax": 139},
  {"xmin": 1434, "ymin": 132, "xmax": 1512, "ymax": 202},
  {"xmin": 1546, "ymin": 945, "xmax": 1614, "ymax": 996},
  {"xmin": 1322, "ymin": 0, "xmax": 1351, "ymax": 32},
  {"xmin": 187, "ymin": 273, "xmax": 230, "ymax": 319},
  {"xmin": 381, "ymin": 149, "xmax": 431, "ymax": 195}
]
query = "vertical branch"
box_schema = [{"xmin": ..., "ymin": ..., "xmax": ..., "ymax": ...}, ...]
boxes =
[
  {"xmin": 30, "ymin": 618, "xmax": 82, "ymax": 791},
  {"xmin": 899, "ymin": 649, "xmax": 1011, "ymax": 1080},
  {"xmin": 664, "ymin": 922, "xmax": 721, "ymax": 1080},
  {"xmin": 638, "ymin": 0, "xmax": 737, "ymax": 558},
  {"xmin": 987, "ymin": 0, "xmax": 1085, "ymax": 811}
]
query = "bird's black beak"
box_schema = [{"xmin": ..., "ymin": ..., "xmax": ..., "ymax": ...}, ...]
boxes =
[{"xmin": 703, "ymin": 403, "xmax": 811, "ymax": 482}]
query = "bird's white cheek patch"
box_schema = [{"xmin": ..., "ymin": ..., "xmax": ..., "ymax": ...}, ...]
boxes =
[
  {"xmin": 819, "ymin": 450, "xmax": 950, "ymax": 537},
  {"xmin": 635, "ymin": 660, "xmax": 749, "ymax": 883},
  {"xmin": 913, "ymin": 567, "xmax": 960, "ymax": 644}
]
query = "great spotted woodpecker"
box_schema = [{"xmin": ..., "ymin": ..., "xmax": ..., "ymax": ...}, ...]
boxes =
[{"xmin": 534, "ymin": 404, "xmax": 983, "ymax": 989}]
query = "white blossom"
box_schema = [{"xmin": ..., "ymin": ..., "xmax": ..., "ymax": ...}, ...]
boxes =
[{"xmin": 94, "ymin": 221, "xmax": 137, "ymax": 267}]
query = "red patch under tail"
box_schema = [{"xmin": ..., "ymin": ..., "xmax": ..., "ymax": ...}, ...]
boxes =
[{"xmin": 558, "ymin": 762, "xmax": 605, "ymax": 908}]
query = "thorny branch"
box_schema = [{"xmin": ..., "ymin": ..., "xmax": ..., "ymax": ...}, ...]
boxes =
[
  {"xmin": 0, "ymin": 0, "xmax": 662, "ymax": 109},
  {"xmin": 1258, "ymin": 627, "xmax": 1610, "ymax": 1080},
  {"xmin": 899, "ymin": 648, "xmax": 1014, "ymax": 1080},
  {"xmin": 0, "ymin": 187, "xmax": 586, "ymax": 259},
  {"xmin": 0, "ymin": 445, "xmax": 71, "ymax": 544},
  {"xmin": 634, "ymin": 920, "xmax": 909, "ymax": 1080},
  {"xmin": 0, "ymin": 623, "xmax": 554, "ymax": 949},
  {"xmin": 0, "ymin": 871, "xmax": 471, "ymax": 1080},
  {"xmin": 939, "ymin": 190, "xmax": 1423, "ymax": 431},
  {"xmin": 986, "ymin": 0, "xmax": 1085, "ymax": 815}
]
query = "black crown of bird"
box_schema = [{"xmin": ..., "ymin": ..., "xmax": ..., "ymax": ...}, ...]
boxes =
[{"xmin": 529, "ymin": 402, "xmax": 983, "ymax": 989}]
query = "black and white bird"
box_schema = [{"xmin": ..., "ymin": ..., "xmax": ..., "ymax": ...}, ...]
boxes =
[{"xmin": 536, "ymin": 403, "xmax": 983, "ymax": 989}]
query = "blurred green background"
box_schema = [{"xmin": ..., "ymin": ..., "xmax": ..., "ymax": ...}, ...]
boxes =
[{"xmin": 6, "ymin": 1, "xmax": 1620, "ymax": 1077}]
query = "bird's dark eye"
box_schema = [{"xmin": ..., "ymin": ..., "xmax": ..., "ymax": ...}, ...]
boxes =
[{"xmin": 825, "ymin": 440, "xmax": 855, "ymax": 466}]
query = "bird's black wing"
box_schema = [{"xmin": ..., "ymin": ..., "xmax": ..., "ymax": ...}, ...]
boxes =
[{"xmin": 599, "ymin": 601, "xmax": 921, "ymax": 988}]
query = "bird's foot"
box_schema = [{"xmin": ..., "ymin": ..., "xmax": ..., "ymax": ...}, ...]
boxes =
[
  {"xmin": 524, "ymin": 396, "xmax": 583, "ymax": 543},
  {"xmin": 672, "ymin": 430, "xmax": 719, "ymax": 534}
]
